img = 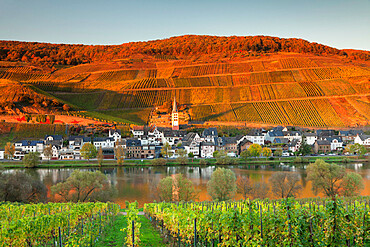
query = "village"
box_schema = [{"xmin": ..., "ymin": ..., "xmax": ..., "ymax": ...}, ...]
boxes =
[{"xmin": 0, "ymin": 99, "xmax": 369, "ymax": 161}]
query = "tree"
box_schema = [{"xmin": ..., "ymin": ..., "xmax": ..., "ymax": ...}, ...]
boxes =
[
  {"xmin": 23, "ymin": 152, "xmax": 40, "ymax": 168},
  {"xmin": 248, "ymin": 144, "xmax": 262, "ymax": 158},
  {"xmin": 269, "ymin": 172, "xmax": 302, "ymax": 198},
  {"xmin": 4, "ymin": 142, "xmax": 15, "ymax": 159},
  {"xmin": 115, "ymin": 146, "xmax": 125, "ymax": 166},
  {"xmin": 240, "ymin": 150, "xmax": 250, "ymax": 162},
  {"xmin": 0, "ymin": 172, "xmax": 47, "ymax": 203},
  {"xmin": 274, "ymin": 147, "xmax": 283, "ymax": 157},
  {"xmin": 307, "ymin": 159, "xmax": 364, "ymax": 198},
  {"xmin": 212, "ymin": 150, "xmax": 219, "ymax": 158},
  {"xmin": 157, "ymin": 176, "xmax": 173, "ymax": 202},
  {"xmin": 51, "ymin": 170, "xmax": 114, "ymax": 202},
  {"xmin": 63, "ymin": 104, "xmax": 70, "ymax": 112},
  {"xmin": 43, "ymin": 144, "xmax": 53, "ymax": 162},
  {"xmin": 207, "ymin": 168, "xmax": 237, "ymax": 201},
  {"xmin": 262, "ymin": 147, "xmax": 272, "ymax": 159},
  {"xmin": 348, "ymin": 143, "xmax": 367, "ymax": 157},
  {"xmin": 97, "ymin": 147, "xmax": 104, "ymax": 166},
  {"xmin": 250, "ymin": 182, "xmax": 270, "ymax": 199},
  {"xmin": 188, "ymin": 152, "xmax": 194, "ymax": 158},
  {"xmin": 236, "ymin": 176, "xmax": 253, "ymax": 199},
  {"xmin": 161, "ymin": 142, "xmax": 171, "ymax": 159},
  {"xmin": 80, "ymin": 143, "xmax": 97, "ymax": 161},
  {"xmin": 157, "ymin": 174, "xmax": 198, "ymax": 202},
  {"xmin": 341, "ymin": 172, "xmax": 365, "ymax": 197},
  {"xmin": 297, "ymin": 138, "xmax": 312, "ymax": 156}
]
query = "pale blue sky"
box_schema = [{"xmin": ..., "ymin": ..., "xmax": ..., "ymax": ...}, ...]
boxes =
[{"xmin": 0, "ymin": 0, "xmax": 369, "ymax": 50}]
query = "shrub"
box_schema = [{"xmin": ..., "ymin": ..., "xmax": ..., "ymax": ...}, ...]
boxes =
[{"xmin": 151, "ymin": 158, "xmax": 167, "ymax": 166}]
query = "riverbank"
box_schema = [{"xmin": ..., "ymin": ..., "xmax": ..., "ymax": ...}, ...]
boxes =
[{"xmin": 1, "ymin": 156, "xmax": 368, "ymax": 169}]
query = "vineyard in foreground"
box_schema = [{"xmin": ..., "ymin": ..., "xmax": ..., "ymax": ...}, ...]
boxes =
[
  {"xmin": 0, "ymin": 202, "xmax": 119, "ymax": 247},
  {"xmin": 145, "ymin": 198, "xmax": 370, "ymax": 246}
]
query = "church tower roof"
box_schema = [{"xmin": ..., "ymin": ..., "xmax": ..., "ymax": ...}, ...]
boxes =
[{"xmin": 172, "ymin": 97, "xmax": 178, "ymax": 113}]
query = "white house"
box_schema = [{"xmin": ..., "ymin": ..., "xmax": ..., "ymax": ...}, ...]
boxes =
[
  {"xmin": 200, "ymin": 142, "xmax": 215, "ymax": 158},
  {"xmin": 241, "ymin": 130, "xmax": 265, "ymax": 145},
  {"xmin": 14, "ymin": 140, "xmax": 44, "ymax": 160},
  {"xmin": 0, "ymin": 149, "xmax": 4, "ymax": 160},
  {"xmin": 182, "ymin": 132, "xmax": 202, "ymax": 157},
  {"xmin": 93, "ymin": 137, "xmax": 115, "ymax": 149},
  {"xmin": 109, "ymin": 129, "xmax": 122, "ymax": 142},
  {"xmin": 354, "ymin": 134, "xmax": 370, "ymax": 147},
  {"xmin": 131, "ymin": 126, "xmax": 144, "ymax": 138},
  {"xmin": 305, "ymin": 133, "xmax": 317, "ymax": 145},
  {"xmin": 68, "ymin": 136, "xmax": 91, "ymax": 159},
  {"xmin": 322, "ymin": 136, "xmax": 343, "ymax": 151}
]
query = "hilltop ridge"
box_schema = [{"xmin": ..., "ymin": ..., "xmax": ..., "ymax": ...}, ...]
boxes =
[{"xmin": 0, "ymin": 35, "xmax": 369, "ymax": 127}]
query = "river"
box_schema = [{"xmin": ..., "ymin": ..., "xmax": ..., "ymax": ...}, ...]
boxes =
[{"xmin": 5, "ymin": 162, "xmax": 370, "ymax": 207}]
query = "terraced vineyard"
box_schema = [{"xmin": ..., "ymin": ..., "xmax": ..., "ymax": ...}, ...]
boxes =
[{"xmin": 0, "ymin": 52, "xmax": 369, "ymax": 127}]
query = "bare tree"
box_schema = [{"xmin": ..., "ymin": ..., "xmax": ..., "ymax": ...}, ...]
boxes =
[
  {"xmin": 250, "ymin": 182, "xmax": 270, "ymax": 199},
  {"xmin": 269, "ymin": 172, "xmax": 302, "ymax": 198},
  {"xmin": 236, "ymin": 176, "xmax": 253, "ymax": 200}
]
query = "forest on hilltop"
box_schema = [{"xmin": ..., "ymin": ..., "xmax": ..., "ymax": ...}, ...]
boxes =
[{"xmin": 1, "ymin": 35, "xmax": 369, "ymax": 68}]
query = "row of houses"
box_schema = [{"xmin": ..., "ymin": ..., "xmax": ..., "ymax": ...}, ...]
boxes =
[{"xmin": 1, "ymin": 126, "xmax": 369, "ymax": 160}]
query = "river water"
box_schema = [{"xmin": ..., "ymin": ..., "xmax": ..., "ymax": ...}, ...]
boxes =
[{"xmin": 6, "ymin": 162, "xmax": 370, "ymax": 207}]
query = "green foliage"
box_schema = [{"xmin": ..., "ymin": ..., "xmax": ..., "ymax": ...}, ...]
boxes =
[
  {"xmin": 80, "ymin": 143, "xmax": 97, "ymax": 161},
  {"xmin": 274, "ymin": 147, "xmax": 283, "ymax": 157},
  {"xmin": 307, "ymin": 159, "xmax": 364, "ymax": 198},
  {"xmin": 348, "ymin": 143, "xmax": 367, "ymax": 157},
  {"xmin": 151, "ymin": 158, "xmax": 167, "ymax": 166},
  {"xmin": 198, "ymin": 159, "xmax": 209, "ymax": 166},
  {"xmin": 97, "ymin": 147, "xmax": 104, "ymax": 166},
  {"xmin": 0, "ymin": 172, "xmax": 47, "ymax": 203},
  {"xmin": 23, "ymin": 152, "xmax": 40, "ymax": 168},
  {"xmin": 115, "ymin": 146, "xmax": 125, "ymax": 166},
  {"xmin": 240, "ymin": 150, "xmax": 250, "ymax": 160},
  {"xmin": 293, "ymin": 156, "xmax": 309, "ymax": 163},
  {"xmin": 188, "ymin": 152, "xmax": 194, "ymax": 158},
  {"xmin": 297, "ymin": 138, "xmax": 312, "ymax": 156},
  {"xmin": 145, "ymin": 197, "xmax": 370, "ymax": 246},
  {"xmin": 121, "ymin": 202, "xmax": 141, "ymax": 247},
  {"xmin": 0, "ymin": 202, "xmax": 119, "ymax": 246},
  {"xmin": 207, "ymin": 168, "xmax": 237, "ymax": 201},
  {"xmin": 51, "ymin": 170, "xmax": 114, "ymax": 202},
  {"xmin": 161, "ymin": 142, "xmax": 171, "ymax": 159},
  {"xmin": 248, "ymin": 143, "xmax": 262, "ymax": 158},
  {"xmin": 157, "ymin": 174, "xmax": 199, "ymax": 202}
]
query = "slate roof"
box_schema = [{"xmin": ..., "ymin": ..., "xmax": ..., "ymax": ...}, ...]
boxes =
[
  {"xmin": 93, "ymin": 137, "xmax": 114, "ymax": 142},
  {"xmin": 316, "ymin": 140, "xmax": 330, "ymax": 145},
  {"xmin": 274, "ymin": 138, "xmax": 289, "ymax": 144},
  {"xmin": 17, "ymin": 140, "xmax": 44, "ymax": 146},
  {"xmin": 202, "ymin": 127, "xmax": 218, "ymax": 137},
  {"xmin": 358, "ymin": 135, "xmax": 370, "ymax": 141},
  {"xmin": 68, "ymin": 136, "xmax": 91, "ymax": 142},
  {"xmin": 44, "ymin": 135, "xmax": 63, "ymax": 141},
  {"xmin": 126, "ymin": 139, "xmax": 142, "ymax": 147}
]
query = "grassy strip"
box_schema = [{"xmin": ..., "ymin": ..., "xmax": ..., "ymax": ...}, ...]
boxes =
[
  {"xmin": 95, "ymin": 215, "xmax": 165, "ymax": 247},
  {"xmin": 1, "ymin": 156, "xmax": 366, "ymax": 169}
]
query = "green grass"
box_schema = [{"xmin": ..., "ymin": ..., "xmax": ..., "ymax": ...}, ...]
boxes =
[
  {"xmin": 96, "ymin": 215, "xmax": 166, "ymax": 247},
  {"xmin": 97, "ymin": 108, "xmax": 151, "ymax": 125},
  {"xmin": 53, "ymin": 92, "xmax": 103, "ymax": 110}
]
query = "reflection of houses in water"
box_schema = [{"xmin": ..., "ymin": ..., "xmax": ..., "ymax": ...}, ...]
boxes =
[{"xmin": 352, "ymin": 163, "xmax": 363, "ymax": 171}]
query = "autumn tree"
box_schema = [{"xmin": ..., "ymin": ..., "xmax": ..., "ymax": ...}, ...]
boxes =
[
  {"xmin": 307, "ymin": 159, "xmax": 364, "ymax": 198},
  {"xmin": 0, "ymin": 172, "xmax": 47, "ymax": 203},
  {"xmin": 248, "ymin": 144, "xmax": 262, "ymax": 158},
  {"xmin": 176, "ymin": 148, "xmax": 188, "ymax": 165},
  {"xmin": 236, "ymin": 176, "xmax": 253, "ymax": 199},
  {"xmin": 23, "ymin": 152, "xmax": 40, "ymax": 168},
  {"xmin": 269, "ymin": 172, "xmax": 302, "ymax": 198},
  {"xmin": 274, "ymin": 147, "xmax": 283, "ymax": 157},
  {"xmin": 157, "ymin": 174, "xmax": 198, "ymax": 202},
  {"xmin": 43, "ymin": 144, "xmax": 53, "ymax": 162},
  {"xmin": 297, "ymin": 138, "xmax": 312, "ymax": 156},
  {"xmin": 250, "ymin": 182, "xmax": 270, "ymax": 199},
  {"xmin": 51, "ymin": 170, "xmax": 114, "ymax": 202},
  {"xmin": 161, "ymin": 142, "xmax": 171, "ymax": 159},
  {"xmin": 347, "ymin": 143, "xmax": 367, "ymax": 157},
  {"xmin": 80, "ymin": 143, "xmax": 97, "ymax": 161},
  {"xmin": 49, "ymin": 115, "xmax": 55, "ymax": 124},
  {"xmin": 115, "ymin": 146, "xmax": 125, "ymax": 166},
  {"xmin": 262, "ymin": 147, "xmax": 272, "ymax": 159},
  {"xmin": 207, "ymin": 168, "xmax": 237, "ymax": 201},
  {"xmin": 4, "ymin": 142, "xmax": 15, "ymax": 159},
  {"xmin": 97, "ymin": 147, "xmax": 104, "ymax": 166},
  {"xmin": 62, "ymin": 104, "xmax": 70, "ymax": 112}
]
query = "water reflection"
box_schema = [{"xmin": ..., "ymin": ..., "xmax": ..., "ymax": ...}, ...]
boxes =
[{"xmin": 5, "ymin": 162, "xmax": 370, "ymax": 207}]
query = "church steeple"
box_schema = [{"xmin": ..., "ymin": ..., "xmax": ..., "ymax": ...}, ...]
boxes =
[
  {"xmin": 171, "ymin": 97, "xmax": 179, "ymax": 130},
  {"xmin": 172, "ymin": 97, "xmax": 178, "ymax": 113}
]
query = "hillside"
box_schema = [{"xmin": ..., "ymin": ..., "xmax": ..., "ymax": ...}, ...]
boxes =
[{"xmin": 0, "ymin": 36, "xmax": 369, "ymax": 127}]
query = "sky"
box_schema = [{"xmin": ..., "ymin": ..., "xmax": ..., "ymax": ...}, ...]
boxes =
[{"xmin": 0, "ymin": 0, "xmax": 369, "ymax": 50}]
